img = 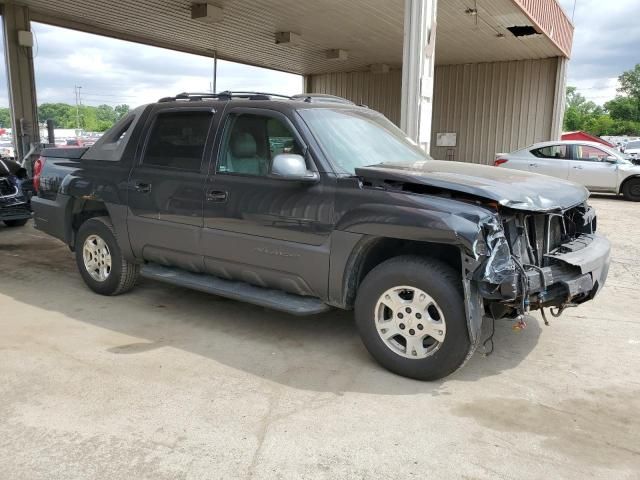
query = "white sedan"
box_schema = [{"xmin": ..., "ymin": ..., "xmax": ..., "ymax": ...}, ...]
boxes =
[{"xmin": 495, "ymin": 140, "xmax": 640, "ymax": 201}]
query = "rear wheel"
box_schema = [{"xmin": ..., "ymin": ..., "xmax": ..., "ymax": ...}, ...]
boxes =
[
  {"xmin": 622, "ymin": 178, "xmax": 640, "ymax": 201},
  {"xmin": 3, "ymin": 218, "xmax": 29, "ymax": 227},
  {"xmin": 75, "ymin": 217, "xmax": 139, "ymax": 295},
  {"xmin": 355, "ymin": 255, "xmax": 471, "ymax": 380}
]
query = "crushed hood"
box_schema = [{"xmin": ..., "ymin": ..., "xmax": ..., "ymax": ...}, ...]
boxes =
[{"xmin": 355, "ymin": 160, "xmax": 589, "ymax": 212}]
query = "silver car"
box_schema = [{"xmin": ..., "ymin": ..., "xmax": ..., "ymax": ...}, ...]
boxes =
[
  {"xmin": 495, "ymin": 140, "xmax": 640, "ymax": 201},
  {"xmin": 625, "ymin": 140, "xmax": 640, "ymax": 161}
]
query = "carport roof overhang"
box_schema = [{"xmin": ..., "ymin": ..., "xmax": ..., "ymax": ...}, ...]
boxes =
[{"xmin": 8, "ymin": 0, "xmax": 572, "ymax": 76}]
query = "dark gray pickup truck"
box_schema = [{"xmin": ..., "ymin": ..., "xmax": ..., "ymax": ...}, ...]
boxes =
[{"xmin": 32, "ymin": 91, "xmax": 610, "ymax": 380}]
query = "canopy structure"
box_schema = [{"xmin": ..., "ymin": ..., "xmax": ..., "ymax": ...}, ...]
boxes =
[{"xmin": 1, "ymin": 0, "xmax": 573, "ymax": 164}]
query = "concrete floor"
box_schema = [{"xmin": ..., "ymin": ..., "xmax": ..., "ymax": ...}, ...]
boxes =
[{"xmin": 0, "ymin": 195, "xmax": 638, "ymax": 479}]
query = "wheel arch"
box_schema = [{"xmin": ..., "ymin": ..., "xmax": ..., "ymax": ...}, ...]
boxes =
[
  {"xmin": 68, "ymin": 198, "xmax": 134, "ymax": 261},
  {"xmin": 330, "ymin": 234, "xmax": 464, "ymax": 310},
  {"xmin": 619, "ymin": 174, "xmax": 640, "ymax": 195}
]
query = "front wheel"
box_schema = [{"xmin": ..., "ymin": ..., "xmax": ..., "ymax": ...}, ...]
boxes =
[
  {"xmin": 355, "ymin": 255, "xmax": 471, "ymax": 381},
  {"xmin": 622, "ymin": 178, "xmax": 640, "ymax": 201},
  {"xmin": 75, "ymin": 216, "xmax": 140, "ymax": 295}
]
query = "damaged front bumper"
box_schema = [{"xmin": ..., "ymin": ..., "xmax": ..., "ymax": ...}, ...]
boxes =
[
  {"xmin": 461, "ymin": 205, "xmax": 610, "ymax": 348},
  {"xmin": 482, "ymin": 233, "xmax": 610, "ymax": 306}
]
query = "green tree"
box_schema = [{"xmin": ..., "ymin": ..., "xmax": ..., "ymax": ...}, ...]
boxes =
[
  {"xmin": 563, "ymin": 86, "xmax": 603, "ymax": 131},
  {"xmin": 114, "ymin": 104, "xmax": 130, "ymax": 120},
  {"xmin": 0, "ymin": 107, "xmax": 11, "ymax": 128},
  {"xmin": 37, "ymin": 103, "xmax": 131, "ymax": 131},
  {"xmin": 604, "ymin": 96, "xmax": 639, "ymax": 122}
]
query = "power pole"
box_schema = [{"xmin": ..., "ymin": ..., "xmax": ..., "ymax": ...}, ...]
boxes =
[{"xmin": 74, "ymin": 85, "xmax": 82, "ymax": 130}]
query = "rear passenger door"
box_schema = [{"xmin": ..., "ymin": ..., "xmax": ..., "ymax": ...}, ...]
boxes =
[
  {"xmin": 528, "ymin": 144, "xmax": 570, "ymax": 179},
  {"xmin": 127, "ymin": 107, "xmax": 218, "ymax": 272}
]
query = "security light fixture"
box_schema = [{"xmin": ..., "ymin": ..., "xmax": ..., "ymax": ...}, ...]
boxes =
[
  {"xmin": 370, "ymin": 63, "xmax": 390, "ymax": 74},
  {"xmin": 191, "ymin": 2, "xmax": 224, "ymax": 23},
  {"xmin": 325, "ymin": 49, "xmax": 348, "ymax": 61},
  {"xmin": 275, "ymin": 32, "xmax": 301, "ymax": 46}
]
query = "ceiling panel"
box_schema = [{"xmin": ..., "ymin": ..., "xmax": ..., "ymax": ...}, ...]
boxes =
[{"xmin": 17, "ymin": 0, "xmax": 566, "ymax": 75}]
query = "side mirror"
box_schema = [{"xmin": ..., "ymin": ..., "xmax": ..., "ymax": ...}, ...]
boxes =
[
  {"xmin": 269, "ymin": 153, "xmax": 319, "ymax": 183},
  {"xmin": 605, "ymin": 156, "xmax": 618, "ymax": 164}
]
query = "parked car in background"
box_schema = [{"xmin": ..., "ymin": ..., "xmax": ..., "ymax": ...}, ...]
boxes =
[
  {"xmin": 625, "ymin": 140, "xmax": 640, "ymax": 161},
  {"xmin": 0, "ymin": 141, "xmax": 15, "ymax": 160},
  {"xmin": 495, "ymin": 140, "xmax": 640, "ymax": 201},
  {"xmin": 0, "ymin": 158, "xmax": 32, "ymax": 227}
]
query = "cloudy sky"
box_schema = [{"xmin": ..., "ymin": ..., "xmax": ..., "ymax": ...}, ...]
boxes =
[
  {"xmin": 557, "ymin": 0, "xmax": 640, "ymax": 103},
  {"xmin": 0, "ymin": 1, "xmax": 638, "ymax": 109},
  {"xmin": 0, "ymin": 23, "xmax": 303, "ymax": 109}
]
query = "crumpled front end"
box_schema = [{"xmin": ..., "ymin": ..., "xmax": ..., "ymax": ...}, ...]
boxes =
[{"xmin": 468, "ymin": 202, "xmax": 610, "ymax": 326}]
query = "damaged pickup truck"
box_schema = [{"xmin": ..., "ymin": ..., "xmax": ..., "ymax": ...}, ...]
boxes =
[
  {"xmin": 31, "ymin": 92, "xmax": 610, "ymax": 380},
  {"xmin": 1, "ymin": 158, "xmax": 32, "ymax": 227}
]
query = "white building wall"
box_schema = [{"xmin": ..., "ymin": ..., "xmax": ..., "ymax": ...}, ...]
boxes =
[{"xmin": 308, "ymin": 57, "xmax": 563, "ymax": 166}]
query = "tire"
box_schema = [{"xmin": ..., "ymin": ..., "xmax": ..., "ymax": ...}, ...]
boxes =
[
  {"xmin": 354, "ymin": 255, "xmax": 471, "ymax": 381},
  {"xmin": 622, "ymin": 178, "xmax": 640, "ymax": 202},
  {"xmin": 3, "ymin": 218, "xmax": 29, "ymax": 227},
  {"xmin": 75, "ymin": 216, "xmax": 140, "ymax": 295}
]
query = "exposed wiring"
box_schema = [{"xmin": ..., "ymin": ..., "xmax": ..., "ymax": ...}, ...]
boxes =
[
  {"xmin": 541, "ymin": 307, "xmax": 550, "ymax": 326},
  {"xmin": 482, "ymin": 312, "xmax": 496, "ymax": 356},
  {"xmin": 511, "ymin": 255, "xmax": 529, "ymax": 314}
]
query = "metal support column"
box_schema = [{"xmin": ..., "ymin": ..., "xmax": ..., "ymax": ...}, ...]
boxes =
[
  {"xmin": 2, "ymin": 2, "xmax": 39, "ymax": 166},
  {"xmin": 400, "ymin": 0, "xmax": 437, "ymax": 152},
  {"xmin": 550, "ymin": 56, "xmax": 568, "ymax": 140}
]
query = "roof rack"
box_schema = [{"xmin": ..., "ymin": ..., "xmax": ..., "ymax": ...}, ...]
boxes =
[
  {"xmin": 157, "ymin": 91, "xmax": 360, "ymax": 106},
  {"xmin": 290, "ymin": 94, "xmax": 355, "ymax": 105},
  {"xmin": 158, "ymin": 91, "xmax": 293, "ymax": 103}
]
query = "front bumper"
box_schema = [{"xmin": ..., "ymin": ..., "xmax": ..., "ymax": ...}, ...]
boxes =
[{"xmin": 482, "ymin": 234, "xmax": 610, "ymax": 308}]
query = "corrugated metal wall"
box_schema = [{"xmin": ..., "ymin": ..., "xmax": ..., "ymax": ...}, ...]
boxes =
[
  {"xmin": 431, "ymin": 58, "xmax": 559, "ymax": 165},
  {"xmin": 307, "ymin": 70, "xmax": 402, "ymax": 126}
]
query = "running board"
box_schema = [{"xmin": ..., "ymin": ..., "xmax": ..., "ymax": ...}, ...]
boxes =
[{"xmin": 140, "ymin": 263, "xmax": 332, "ymax": 316}]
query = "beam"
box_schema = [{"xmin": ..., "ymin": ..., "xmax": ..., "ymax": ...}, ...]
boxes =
[
  {"xmin": 550, "ymin": 56, "xmax": 568, "ymax": 140},
  {"xmin": 2, "ymin": 2, "xmax": 40, "ymax": 164},
  {"xmin": 401, "ymin": 0, "xmax": 437, "ymax": 152}
]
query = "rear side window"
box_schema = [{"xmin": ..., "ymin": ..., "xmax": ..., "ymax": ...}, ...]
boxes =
[
  {"xmin": 142, "ymin": 111, "xmax": 212, "ymax": 171},
  {"xmin": 573, "ymin": 145, "xmax": 608, "ymax": 161},
  {"xmin": 531, "ymin": 145, "xmax": 568, "ymax": 159}
]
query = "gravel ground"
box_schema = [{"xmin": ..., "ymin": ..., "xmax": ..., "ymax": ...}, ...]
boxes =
[{"xmin": 0, "ymin": 194, "xmax": 638, "ymax": 479}]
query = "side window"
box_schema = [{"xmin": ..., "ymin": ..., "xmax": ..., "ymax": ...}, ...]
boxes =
[
  {"xmin": 142, "ymin": 111, "xmax": 212, "ymax": 171},
  {"xmin": 217, "ymin": 113, "xmax": 303, "ymax": 176},
  {"xmin": 574, "ymin": 145, "xmax": 609, "ymax": 161},
  {"xmin": 530, "ymin": 145, "xmax": 568, "ymax": 159}
]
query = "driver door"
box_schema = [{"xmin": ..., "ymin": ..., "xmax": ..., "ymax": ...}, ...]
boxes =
[
  {"xmin": 568, "ymin": 144, "xmax": 618, "ymax": 192},
  {"xmin": 201, "ymin": 108, "xmax": 335, "ymax": 298}
]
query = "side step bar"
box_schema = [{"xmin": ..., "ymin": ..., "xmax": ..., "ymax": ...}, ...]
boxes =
[{"xmin": 140, "ymin": 263, "xmax": 332, "ymax": 316}]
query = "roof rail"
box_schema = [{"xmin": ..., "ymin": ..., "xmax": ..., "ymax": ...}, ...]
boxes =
[
  {"xmin": 157, "ymin": 91, "xmax": 293, "ymax": 103},
  {"xmin": 290, "ymin": 93, "xmax": 355, "ymax": 105}
]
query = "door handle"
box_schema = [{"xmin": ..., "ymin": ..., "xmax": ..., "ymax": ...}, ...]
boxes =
[
  {"xmin": 529, "ymin": 163, "xmax": 538, "ymax": 168},
  {"xmin": 134, "ymin": 181, "xmax": 152, "ymax": 193},
  {"xmin": 572, "ymin": 166, "xmax": 583, "ymax": 169},
  {"xmin": 206, "ymin": 190, "xmax": 228, "ymax": 202}
]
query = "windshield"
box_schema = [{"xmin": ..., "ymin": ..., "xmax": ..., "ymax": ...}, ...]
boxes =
[
  {"xmin": 626, "ymin": 141, "xmax": 640, "ymax": 149},
  {"xmin": 298, "ymin": 107, "xmax": 430, "ymax": 174}
]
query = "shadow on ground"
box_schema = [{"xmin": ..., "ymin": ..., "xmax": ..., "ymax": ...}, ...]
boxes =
[{"xmin": 0, "ymin": 222, "xmax": 542, "ymax": 395}]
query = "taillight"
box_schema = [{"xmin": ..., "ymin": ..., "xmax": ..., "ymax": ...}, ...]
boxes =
[
  {"xmin": 494, "ymin": 158, "xmax": 509, "ymax": 167},
  {"xmin": 33, "ymin": 156, "xmax": 45, "ymax": 193}
]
